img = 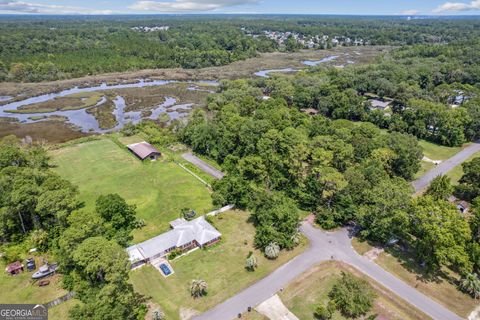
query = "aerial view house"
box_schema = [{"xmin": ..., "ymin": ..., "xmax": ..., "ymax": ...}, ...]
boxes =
[
  {"xmin": 127, "ymin": 215, "xmax": 221, "ymax": 269},
  {"xmin": 127, "ymin": 141, "xmax": 161, "ymax": 161},
  {"xmin": 368, "ymin": 98, "xmax": 392, "ymax": 110}
]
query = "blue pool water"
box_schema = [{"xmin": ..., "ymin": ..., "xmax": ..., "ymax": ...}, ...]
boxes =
[{"xmin": 159, "ymin": 263, "xmax": 172, "ymax": 276}]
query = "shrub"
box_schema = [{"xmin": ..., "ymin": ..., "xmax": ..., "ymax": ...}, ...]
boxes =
[
  {"xmin": 264, "ymin": 242, "xmax": 280, "ymax": 259},
  {"xmin": 151, "ymin": 308, "xmax": 165, "ymax": 320},
  {"xmin": 314, "ymin": 304, "xmax": 332, "ymax": 320},
  {"xmin": 190, "ymin": 279, "xmax": 208, "ymax": 298},
  {"xmin": 329, "ymin": 272, "xmax": 376, "ymax": 318},
  {"xmin": 168, "ymin": 248, "xmax": 182, "ymax": 260},
  {"xmin": 245, "ymin": 253, "xmax": 258, "ymax": 271},
  {"xmin": 460, "ymin": 273, "xmax": 480, "ymax": 299}
]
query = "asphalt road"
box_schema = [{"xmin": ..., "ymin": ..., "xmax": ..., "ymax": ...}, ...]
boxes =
[
  {"xmin": 181, "ymin": 152, "xmax": 225, "ymax": 179},
  {"xmin": 412, "ymin": 140, "xmax": 480, "ymax": 193},
  {"xmin": 194, "ymin": 221, "xmax": 462, "ymax": 320},
  {"xmin": 194, "ymin": 142, "xmax": 480, "ymax": 320}
]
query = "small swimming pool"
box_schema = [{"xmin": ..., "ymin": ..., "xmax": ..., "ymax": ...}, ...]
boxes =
[{"xmin": 159, "ymin": 263, "xmax": 172, "ymax": 276}]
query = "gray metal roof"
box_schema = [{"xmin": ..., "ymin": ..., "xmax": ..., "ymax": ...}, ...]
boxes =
[
  {"xmin": 126, "ymin": 216, "xmax": 221, "ymax": 262},
  {"xmin": 127, "ymin": 141, "xmax": 161, "ymax": 160}
]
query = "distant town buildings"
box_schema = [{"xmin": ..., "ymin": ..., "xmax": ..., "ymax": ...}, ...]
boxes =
[
  {"xmin": 131, "ymin": 26, "xmax": 170, "ymax": 32},
  {"xmin": 242, "ymin": 29, "xmax": 367, "ymax": 49}
]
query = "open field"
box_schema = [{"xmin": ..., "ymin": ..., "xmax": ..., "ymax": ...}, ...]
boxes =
[
  {"xmin": 50, "ymin": 138, "xmax": 214, "ymax": 243},
  {"xmin": 7, "ymin": 92, "xmax": 103, "ymax": 114},
  {"xmin": 351, "ymin": 238, "xmax": 477, "ymax": 318},
  {"xmin": 0, "ymin": 46, "xmax": 391, "ymax": 101},
  {"xmin": 130, "ymin": 210, "xmax": 307, "ymax": 320},
  {"xmin": 279, "ymin": 261, "xmax": 429, "ymax": 320}
]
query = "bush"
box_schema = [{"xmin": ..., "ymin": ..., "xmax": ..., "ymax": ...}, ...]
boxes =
[
  {"xmin": 245, "ymin": 252, "xmax": 258, "ymax": 271},
  {"xmin": 264, "ymin": 242, "xmax": 280, "ymax": 259},
  {"xmin": 314, "ymin": 304, "xmax": 332, "ymax": 320},
  {"xmin": 329, "ymin": 272, "xmax": 376, "ymax": 318},
  {"xmin": 30, "ymin": 229, "xmax": 49, "ymax": 251},
  {"xmin": 190, "ymin": 279, "xmax": 208, "ymax": 298},
  {"xmin": 168, "ymin": 248, "xmax": 182, "ymax": 260},
  {"xmin": 151, "ymin": 308, "xmax": 165, "ymax": 320}
]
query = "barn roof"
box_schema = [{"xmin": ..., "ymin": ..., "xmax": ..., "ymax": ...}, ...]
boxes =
[{"xmin": 127, "ymin": 142, "xmax": 160, "ymax": 160}]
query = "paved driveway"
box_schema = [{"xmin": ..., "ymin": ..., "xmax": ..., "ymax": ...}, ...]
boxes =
[{"xmin": 181, "ymin": 153, "xmax": 225, "ymax": 179}]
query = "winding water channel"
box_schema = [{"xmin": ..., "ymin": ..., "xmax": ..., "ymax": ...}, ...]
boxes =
[{"xmin": 0, "ymin": 56, "xmax": 339, "ymax": 133}]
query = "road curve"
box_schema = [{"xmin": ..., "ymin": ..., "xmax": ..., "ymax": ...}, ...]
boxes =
[
  {"xmin": 181, "ymin": 152, "xmax": 225, "ymax": 179},
  {"xmin": 412, "ymin": 140, "xmax": 480, "ymax": 193},
  {"xmin": 194, "ymin": 221, "xmax": 462, "ymax": 320}
]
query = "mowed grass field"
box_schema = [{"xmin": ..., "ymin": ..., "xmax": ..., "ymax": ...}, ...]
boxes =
[
  {"xmin": 130, "ymin": 210, "xmax": 307, "ymax": 320},
  {"xmin": 279, "ymin": 261, "xmax": 429, "ymax": 320},
  {"xmin": 50, "ymin": 138, "xmax": 214, "ymax": 243}
]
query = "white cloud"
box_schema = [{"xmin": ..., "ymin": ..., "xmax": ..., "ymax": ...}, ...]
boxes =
[
  {"xmin": 129, "ymin": 0, "xmax": 260, "ymax": 12},
  {"xmin": 401, "ymin": 9, "xmax": 419, "ymax": 15},
  {"xmin": 0, "ymin": 0, "xmax": 113, "ymax": 14},
  {"xmin": 433, "ymin": 0, "xmax": 480, "ymax": 12}
]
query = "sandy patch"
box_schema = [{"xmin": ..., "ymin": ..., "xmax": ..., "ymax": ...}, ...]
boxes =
[
  {"xmin": 364, "ymin": 247, "xmax": 385, "ymax": 261},
  {"xmin": 256, "ymin": 294, "xmax": 299, "ymax": 320}
]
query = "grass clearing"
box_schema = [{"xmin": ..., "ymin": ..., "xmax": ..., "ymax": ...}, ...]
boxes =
[
  {"xmin": 129, "ymin": 210, "xmax": 307, "ymax": 320},
  {"xmin": 50, "ymin": 138, "xmax": 214, "ymax": 243},
  {"xmin": 0, "ymin": 257, "xmax": 67, "ymax": 305},
  {"xmin": 418, "ymin": 140, "xmax": 464, "ymax": 161},
  {"xmin": 446, "ymin": 151, "xmax": 480, "ymax": 184},
  {"xmin": 351, "ymin": 238, "xmax": 477, "ymax": 318},
  {"xmin": 279, "ymin": 261, "xmax": 429, "ymax": 320}
]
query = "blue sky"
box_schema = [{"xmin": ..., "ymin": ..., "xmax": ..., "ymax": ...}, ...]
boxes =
[{"xmin": 1, "ymin": 0, "xmax": 480, "ymax": 15}]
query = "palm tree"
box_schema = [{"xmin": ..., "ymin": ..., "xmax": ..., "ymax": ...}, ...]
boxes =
[
  {"xmin": 190, "ymin": 279, "xmax": 208, "ymax": 298},
  {"xmin": 151, "ymin": 308, "xmax": 165, "ymax": 320},
  {"xmin": 246, "ymin": 254, "xmax": 258, "ymax": 271},
  {"xmin": 265, "ymin": 242, "xmax": 280, "ymax": 259},
  {"xmin": 460, "ymin": 273, "xmax": 480, "ymax": 299}
]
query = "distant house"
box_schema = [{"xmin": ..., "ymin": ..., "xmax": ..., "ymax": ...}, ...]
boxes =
[
  {"xmin": 127, "ymin": 215, "xmax": 221, "ymax": 269},
  {"xmin": 368, "ymin": 99, "xmax": 392, "ymax": 110},
  {"xmin": 127, "ymin": 142, "xmax": 161, "ymax": 161},
  {"xmin": 448, "ymin": 196, "xmax": 470, "ymax": 214}
]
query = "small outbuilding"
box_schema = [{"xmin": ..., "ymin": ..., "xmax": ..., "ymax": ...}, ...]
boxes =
[
  {"xmin": 127, "ymin": 142, "xmax": 161, "ymax": 161},
  {"xmin": 6, "ymin": 261, "xmax": 24, "ymax": 275}
]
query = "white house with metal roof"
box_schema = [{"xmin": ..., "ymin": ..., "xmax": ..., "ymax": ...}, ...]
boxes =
[{"xmin": 127, "ymin": 215, "xmax": 221, "ymax": 269}]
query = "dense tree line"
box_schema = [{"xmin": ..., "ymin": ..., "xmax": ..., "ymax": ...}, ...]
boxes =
[
  {"xmin": 180, "ymin": 77, "xmax": 480, "ymax": 279},
  {"xmin": 1, "ymin": 15, "xmax": 479, "ymax": 82},
  {"xmin": 242, "ymin": 41, "xmax": 480, "ymax": 146}
]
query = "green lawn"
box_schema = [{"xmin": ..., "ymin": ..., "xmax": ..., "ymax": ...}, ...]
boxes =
[
  {"xmin": 0, "ymin": 256, "xmax": 67, "ymax": 305},
  {"xmin": 351, "ymin": 238, "xmax": 477, "ymax": 318},
  {"xmin": 50, "ymin": 138, "xmax": 214, "ymax": 243},
  {"xmin": 49, "ymin": 299, "xmax": 80, "ymax": 320},
  {"xmin": 446, "ymin": 151, "xmax": 480, "ymax": 184},
  {"xmin": 418, "ymin": 140, "xmax": 464, "ymax": 161},
  {"xmin": 279, "ymin": 261, "xmax": 429, "ymax": 320},
  {"xmin": 130, "ymin": 210, "xmax": 307, "ymax": 320}
]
